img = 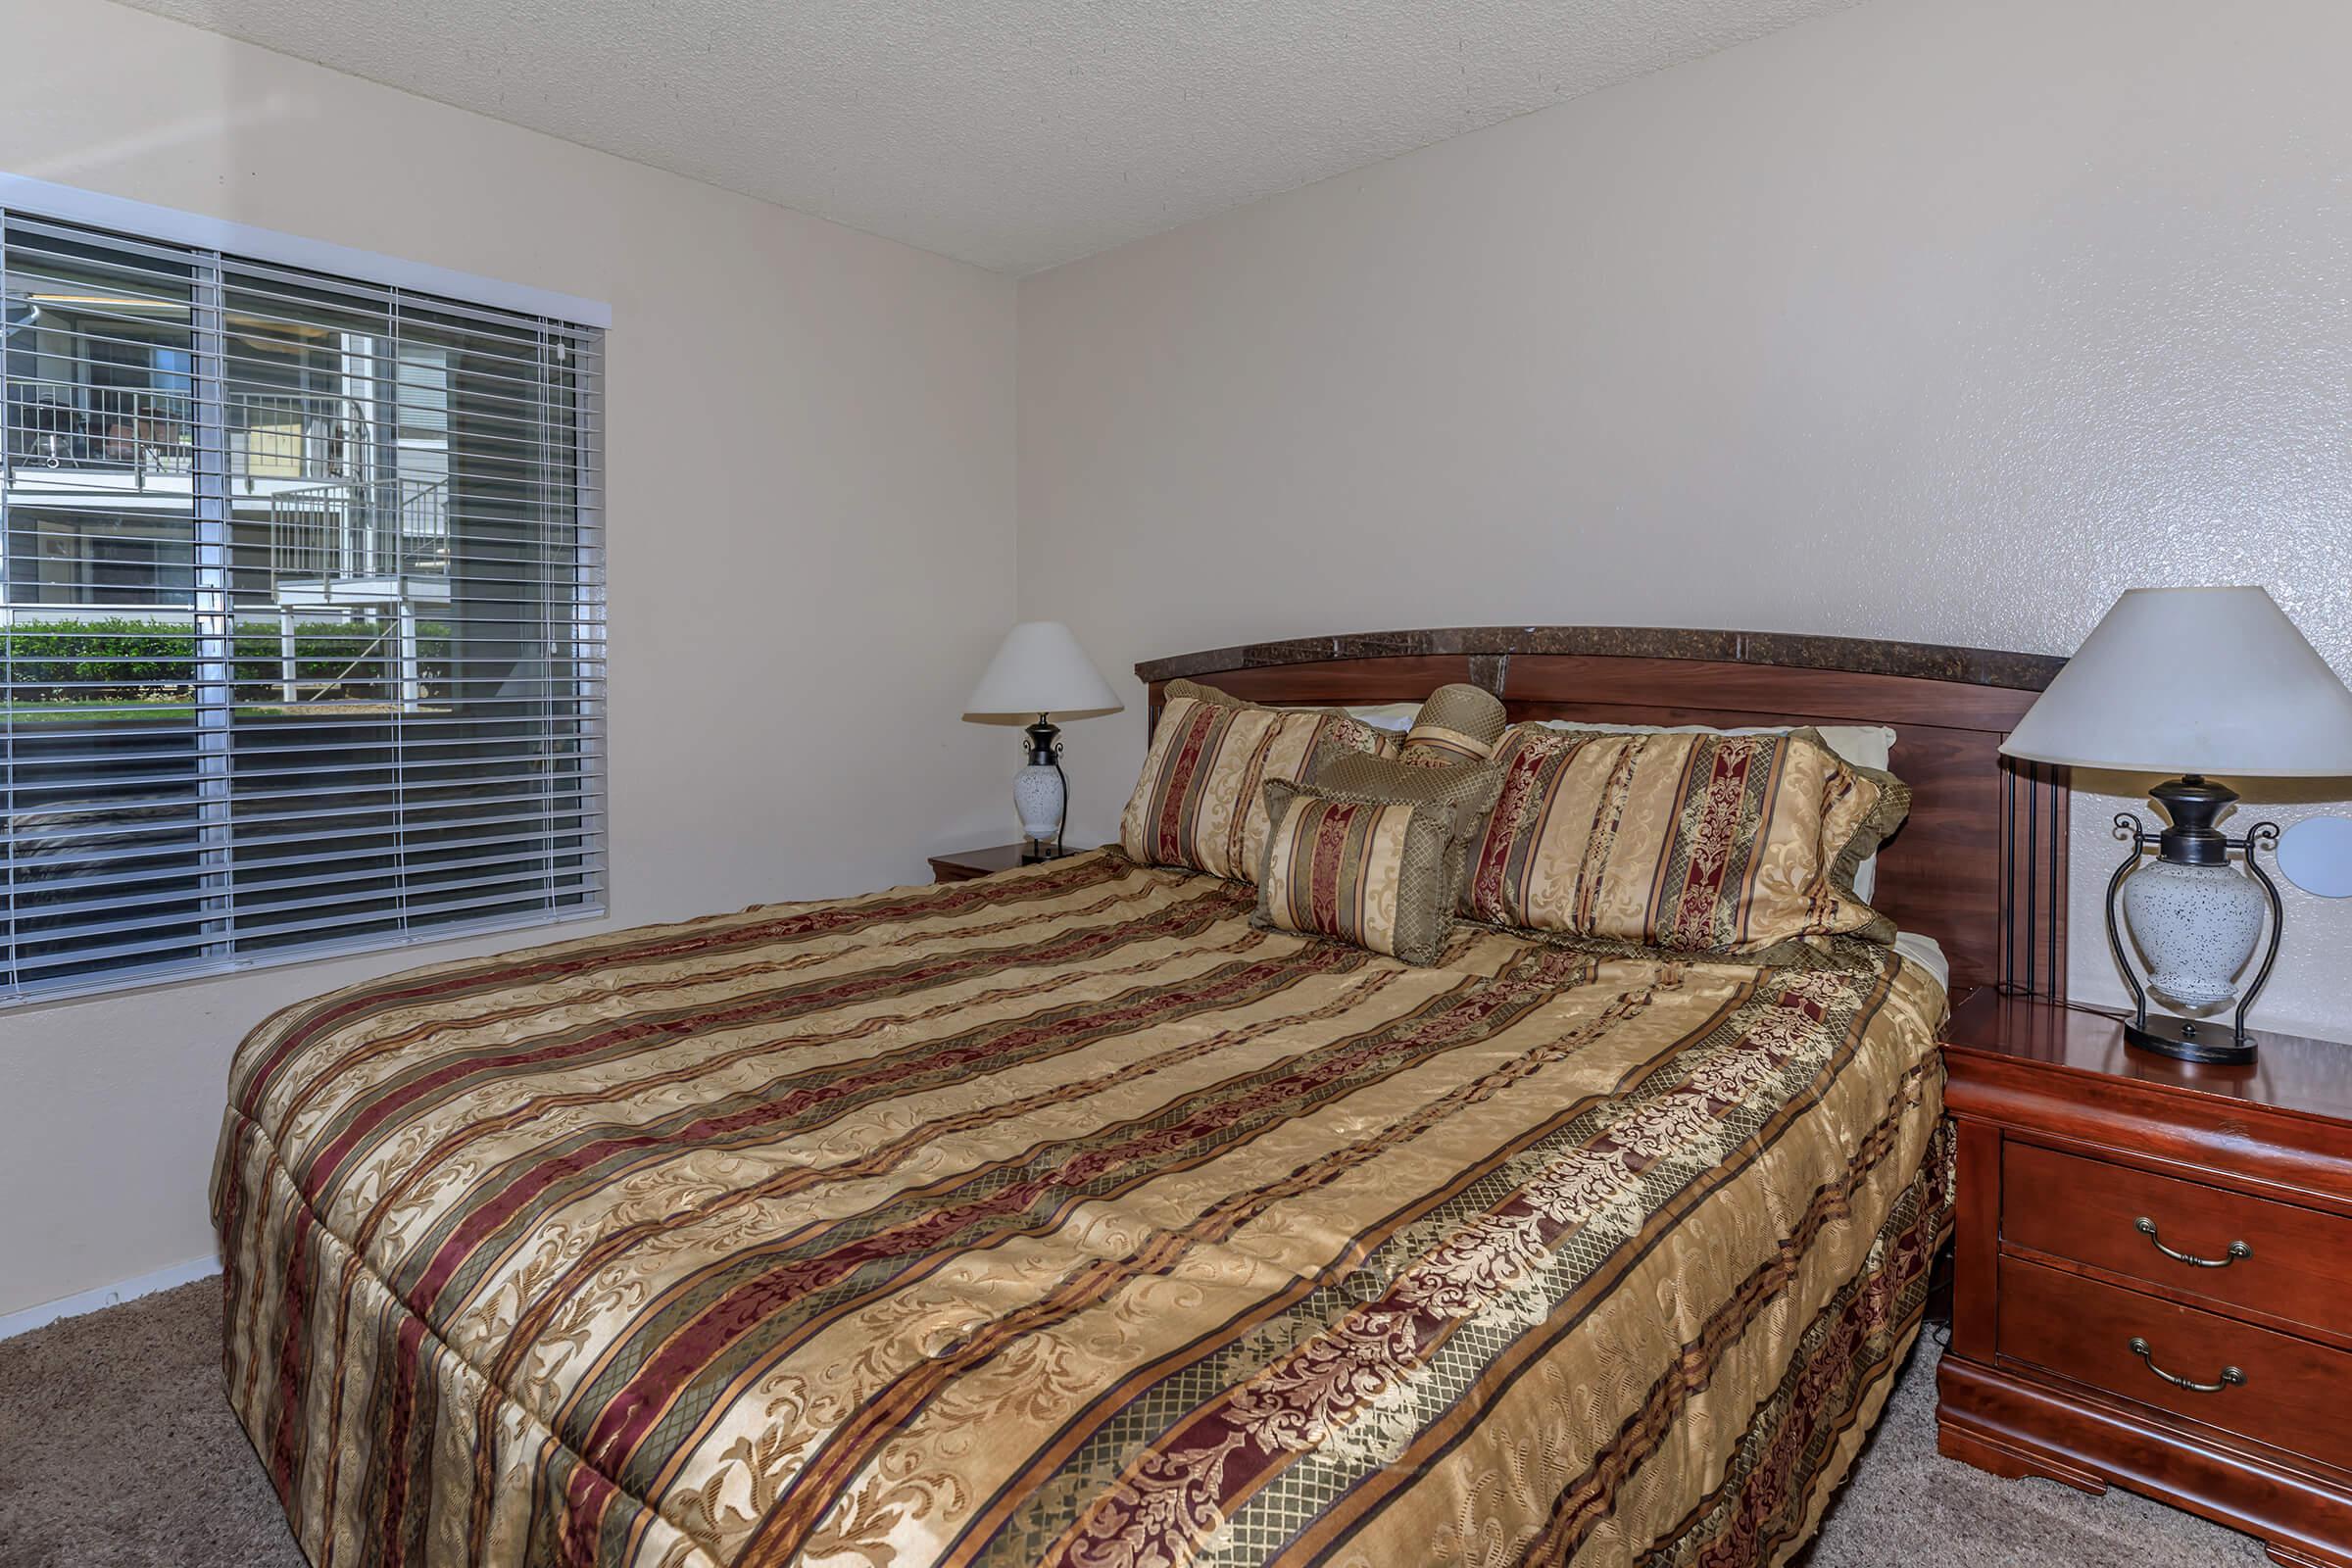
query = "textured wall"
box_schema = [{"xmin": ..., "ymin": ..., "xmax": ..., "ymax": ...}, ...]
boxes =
[
  {"xmin": 0, "ymin": 0, "xmax": 1017, "ymax": 1319},
  {"xmin": 1018, "ymin": 0, "xmax": 2352, "ymax": 1037}
]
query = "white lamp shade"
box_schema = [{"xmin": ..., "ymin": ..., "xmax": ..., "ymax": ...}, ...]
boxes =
[
  {"xmin": 2001, "ymin": 586, "xmax": 2352, "ymax": 776},
  {"xmin": 964, "ymin": 621, "xmax": 1123, "ymax": 719}
]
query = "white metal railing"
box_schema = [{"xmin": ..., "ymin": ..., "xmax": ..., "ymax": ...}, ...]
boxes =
[
  {"xmin": 3, "ymin": 380, "xmax": 382, "ymax": 485},
  {"xmin": 3, "ymin": 377, "xmax": 193, "ymax": 477},
  {"xmin": 267, "ymin": 476, "xmax": 450, "ymax": 591}
]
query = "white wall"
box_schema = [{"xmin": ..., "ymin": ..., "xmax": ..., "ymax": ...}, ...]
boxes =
[
  {"xmin": 0, "ymin": 0, "xmax": 1018, "ymax": 1319},
  {"xmin": 1019, "ymin": 0, "xmax": 2352, "ymax": 1039}
]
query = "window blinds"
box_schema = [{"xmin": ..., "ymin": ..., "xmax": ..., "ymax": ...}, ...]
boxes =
[{"xmin": 1, "ymin": 209, "xmax": 605, "ymax": 1002}]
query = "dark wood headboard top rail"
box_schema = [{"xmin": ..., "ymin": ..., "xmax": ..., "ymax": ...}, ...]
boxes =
[
  {"xmin": 1135, "ymin": 625, "xmax": 2066, "ymax": 692},
  {"xmin": 1137, "ymin": 625, "xmax": 2070, "ymax": 1002}
]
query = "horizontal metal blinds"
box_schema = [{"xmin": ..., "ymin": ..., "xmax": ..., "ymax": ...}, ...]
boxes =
[{"xmin": 2, "ymin": 209, "xmax": 604, "ymax": 1002}]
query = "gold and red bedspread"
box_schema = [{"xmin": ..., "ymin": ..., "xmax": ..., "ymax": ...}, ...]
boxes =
[{"xmin": 213, "ymin": 850, "xmax": 1950, "ymax": 1568}]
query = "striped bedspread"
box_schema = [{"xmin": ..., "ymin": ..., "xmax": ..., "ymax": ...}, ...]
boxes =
[{"xmin": 213, "ymin": 850, "xmax": 1950, "ymax": 1568}]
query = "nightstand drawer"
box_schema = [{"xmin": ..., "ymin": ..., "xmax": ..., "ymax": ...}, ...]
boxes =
[
  {"xmin": 1999, "ymin": 1257, "xmax": 2352, "ymax": 1470},
  {"xmin": 2003, "ymin": 1141, "xmax": 2352, "ymax": 1337}
]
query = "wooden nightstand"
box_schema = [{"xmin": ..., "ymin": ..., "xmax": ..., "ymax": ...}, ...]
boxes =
[
  {"xmin": 1937, "ymin": 989, "xmax": 2352, "ymax": 1567},
  {"xmin": 927, "ymin": 843, "xmax": 1095, "ymax": 884}
]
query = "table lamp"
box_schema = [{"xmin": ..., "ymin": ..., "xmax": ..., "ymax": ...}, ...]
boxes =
[
  {"xmin": 964, "ymin": 622, "xmax": 1123, "ymax": 861},
  {"xmin": 2000, "ymin": 586, "xmax": 2352, "ymax": 1062}
]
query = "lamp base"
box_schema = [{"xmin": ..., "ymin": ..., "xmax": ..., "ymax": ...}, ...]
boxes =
[
  {"xmin": 2102, "ymin": 786, "xmax": 2282, "ymax": 1072},
  {"xmin": 1011, "ymin": 714, "xmax": 1068, "ymax": 859},
  {"xmin": 2123, "ymin": 1011, "xmax": 2256, "ymax": 1066}
]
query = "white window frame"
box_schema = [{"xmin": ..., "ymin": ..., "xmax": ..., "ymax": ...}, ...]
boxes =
[{"xmin": 0, "ymin": 175, "xmax": 611, "ymax": 329}]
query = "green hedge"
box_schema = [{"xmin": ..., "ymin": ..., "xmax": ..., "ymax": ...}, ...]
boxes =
[{"xmin": 2, "ymin": 615, "xmax": 454, "ymax": 702}]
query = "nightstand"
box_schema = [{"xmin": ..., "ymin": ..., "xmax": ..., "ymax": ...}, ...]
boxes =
[
  {"xmin": 927, "ymin": 843, "xmax": 1095, "ymax": 884},
  {"xmin": 1937, "ymin": 989, "xmax": 2352, "ymax": 1567}
]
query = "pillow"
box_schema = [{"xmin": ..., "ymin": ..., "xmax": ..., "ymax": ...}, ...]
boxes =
[
  {"xmin": 1528, "ymin": 717, "xmax": 1892, "ymax": 770},
  {"xmin": 1121, "ymin": 690, "xmax": 1393, "ymax": 882},
  {"xmin": 1184, "ymin": 679, "xmax": 1404, "ymax": 760},
  {"xmin": 1166, "ymin": 677, "xmax": 1262, "ymax": 710},
  {"xmin": 1312, "ymin": 750, "xmax": 1508, "ymax": 924},
  {"xmin": 1254, "ymin": 762, "xmax": 1500, "ymax": 964},
  {"xmin": 1532, "ymin": 720, "xmax": 1896, "ymax": 899},
  {"xmin": 1398, "ymin": 683, "xmax": 1508, "ymax": 765},
  {"xmin": 1460, "ymin": 724, "xmax": 1907, "ymax": 954}
]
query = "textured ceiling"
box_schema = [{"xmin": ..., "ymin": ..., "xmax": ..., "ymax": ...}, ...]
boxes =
[{"xmin": 120, "ymin": 0, "xmax": 1865, "ymax": 272}]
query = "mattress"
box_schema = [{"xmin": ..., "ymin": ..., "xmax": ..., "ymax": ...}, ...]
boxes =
[{"xmin": 213, "ymin": 850, "xmax": 1951, "ymax": 1568}]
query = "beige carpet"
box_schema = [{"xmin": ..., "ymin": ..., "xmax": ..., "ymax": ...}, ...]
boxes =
[{"xmin": 0, "ymin": 1282, "xmax": 2268, "ymax": 1567}]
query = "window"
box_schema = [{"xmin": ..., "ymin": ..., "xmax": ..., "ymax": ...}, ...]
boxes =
[{"xmin": 1, "ymin": 201, "xmax": 604, "ymax": 1002}]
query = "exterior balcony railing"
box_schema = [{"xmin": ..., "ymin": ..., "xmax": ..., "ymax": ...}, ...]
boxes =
[
  {"xmin": 3, "ymin": 381, "xmax": 387, "ymax": 489},
  {"xmin": 3, "ymin": 379, "xmax": 193, "ymax": 479},
  {"xmin": 267, "ymin": 477, "xmax": 450, "ymax": 595}
]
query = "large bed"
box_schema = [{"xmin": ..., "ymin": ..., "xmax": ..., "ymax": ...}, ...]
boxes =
[{"xmin": 214, "ymin": 627, "xmax": 2071, "ymax": 1568}]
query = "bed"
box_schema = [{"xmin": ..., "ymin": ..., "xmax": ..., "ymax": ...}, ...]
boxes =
[{"xmin": 214, "ymin": 626, "xmax": 2070, "ymax": 1568}]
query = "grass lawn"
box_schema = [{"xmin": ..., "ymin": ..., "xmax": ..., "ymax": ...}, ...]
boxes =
[{"xmin": 6, "ymin": 698, "xmax": 199, "ymax": 722}]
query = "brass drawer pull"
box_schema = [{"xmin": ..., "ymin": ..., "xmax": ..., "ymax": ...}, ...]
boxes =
[
  {"xmin": 2128, "ymin": 1337, "xmax": 2246, "ymax": 1395},
  {"xmin": 2134, "ymin": 1216, "xmax": 2251, "ymax": 1269}
]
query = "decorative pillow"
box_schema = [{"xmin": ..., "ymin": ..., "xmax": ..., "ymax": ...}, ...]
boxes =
[
  {"xmin": 1186, "ymin": 679, "xmax": 1406, "ymax": 759},
  {"xmin": 1398, "ymin": 683, "xmax": 1508, "ymax": 765},
  {"xmin": 1459, "ymin": 724, "xmax": 1907, "ymax": 954},
  {"xmin": 1529, "ymin": 717, "xmax": 1894, "ymax": 769},
  {"xmin": 1166, "ymin": 677, "xmax": 1261, "ymax": 710},
  {"xmin": 1312, "ymin": 750, "xmax": 1506, "ymax": 808},
  {"xmin": 1254, "ymin": 774, "xmax": 1488, "ymax": 964},
  {"xmin": 1311, "ymin": 750, "xmax": 1506, "ymax": 935},
  {"xmin": 1121, "ymin": 690, "xmax": 1393, "ymax": 882},
  {"xmin": 1531, "ymin": 718, "xmax": 1896, "ymax": 897}
]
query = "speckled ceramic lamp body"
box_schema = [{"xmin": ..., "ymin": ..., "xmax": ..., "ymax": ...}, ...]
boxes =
[
  {"xmin": 2121, "ymin": 857, "xmax": 2268, "ymax": 1009},
  {"xmin": 1013, "ymin": 717, "xmax": 1067, "ymax": 858},
  {"xmin": 1013, "ymin": 758, "xmax": 1065, "ymax": 843}
]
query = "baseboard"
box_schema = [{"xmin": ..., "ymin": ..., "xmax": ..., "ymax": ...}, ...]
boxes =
[{"xmin": 0, "ymin": 1254, "xmax": 221, "ymax": 1342}]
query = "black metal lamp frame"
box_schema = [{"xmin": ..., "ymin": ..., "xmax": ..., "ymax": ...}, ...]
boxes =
[
  {"xmin": 2104, "ymin": 774, "xmax": 2282, "ymax": 1064},
  {"xmin": 1019, "ymin": 715, "xmax": 1068, "ymax": 863}
]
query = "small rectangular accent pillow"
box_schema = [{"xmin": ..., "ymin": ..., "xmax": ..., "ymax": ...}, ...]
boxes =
[
  {"xmin": 1312, "ymin": 747, "xmax": 1507, "ymax": 908},
  {"xmin": 1121, "ymin": 687, "xmax": 1394, "ymax": 882},
  {"xmin": 1254, "ymin": 776, "xmax": 1481, "ymax": 964},
  {"xmin": 1460, "ymin": 724, "xmax": 1907, "ymax": 954}
]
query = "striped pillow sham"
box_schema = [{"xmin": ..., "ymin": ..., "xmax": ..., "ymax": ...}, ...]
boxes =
[
  {"xmin": 1180, "ymin": 678, "xmax": 1406, "ymax": 762},
  {"xmin": 1527, "ymin": 718, "xmax": 1896, "ymax": 899},
  {"xmin": 1459, "ymin": 724, "xmax": 1906, "ymax": 954},
  {"xmin": 1120, "ymin": 691, "xmax": 1393, "ymax": 883}
]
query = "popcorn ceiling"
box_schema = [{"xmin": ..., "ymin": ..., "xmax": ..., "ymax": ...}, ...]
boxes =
[{"xmin": 115, "ymin": 0, "xmax": 1864, "ymax": 272}]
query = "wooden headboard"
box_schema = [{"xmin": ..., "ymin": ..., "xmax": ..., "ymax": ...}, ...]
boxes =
[{"xmin": 1137, "ymin": 626, "xmax": 2070, "ymax": 1001}]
